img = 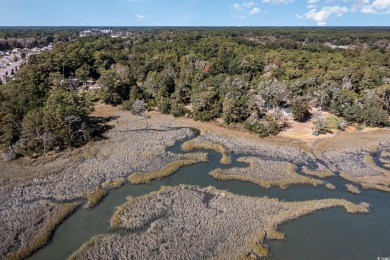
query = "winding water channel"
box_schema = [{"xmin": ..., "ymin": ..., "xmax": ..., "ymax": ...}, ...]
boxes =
[{"xmin": 30, "ymin": 129, "xmax": 390, "ymax": 260}]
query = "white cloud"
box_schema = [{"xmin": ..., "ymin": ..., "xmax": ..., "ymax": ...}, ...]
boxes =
[
  {"xmin": 243, "ymin": 2, "xmax": 257, "ymax": 8},
  {"xmin": 231, "ymin": 1, "xmax": 262, "ymax": 16},
  {"xmin": 302, "ymin": 5, "xmax": 348, "ymax": 25},
  {"xmin": 232, "ymin": 3, "xmax": 243, "ymax": 10},
  {"xmin": 136, "ymin": 15, "xmax": 145, "ymax": 20},
  {"xmin": 262, "ymin": 0, "xmax": 294, "ymax": 3},
  {"xmin": 249, "ymin": 7, "xmax": 262, "ymax": 14},
  {"xmin": 355, "ymin": 0, "xmax": 390, "ymax": 14},
  {"xmin": 372, "ymin": 0, "xmax": 390, "ymax": 9}
]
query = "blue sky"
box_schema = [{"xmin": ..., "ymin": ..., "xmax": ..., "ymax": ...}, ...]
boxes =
[{"xmin": 1, "ymin": 0, "xmax": 389, "ymax": 26}]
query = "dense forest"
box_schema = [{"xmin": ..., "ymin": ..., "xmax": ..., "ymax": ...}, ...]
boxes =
[{"xmin": 1, "ymin": 27, "xmax": 390, "ymax": 157}]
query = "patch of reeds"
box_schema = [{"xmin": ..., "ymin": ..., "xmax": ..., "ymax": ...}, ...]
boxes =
[
  {"xmin": 364, "ymin": 154, "xmax": 390, "ymax": 175},
  {"xmin": 325, "ymin": 183, "xmax": 336, "ymax": 190},
  {"xmin": 302, "ymin": 166, "xmax": 334, "ymax": 178},
  {"xmin": 72, "ymin": 186, "xmax": 370, "ymax": 260},
  {"xmin": 6, "ymin": 203, "xmax": 78, "ymax": 260},
  {"xmin": 102, "ymin": 178, "xmax": 126, "ymax": 190},
  {"xmin": 184, "ymin": 152, "xmax": 209, "ymax": 162},
  {"xmin": 85, "ymin": 187, "xmax": 107, "ymax": 209},
  {"xmin": 266, "ymin": 226, "xmax": 286, "ymax": 240},
  {"xmin": 379, "ymin": 151, "xmax": 390, "ymax": 164},
  {"xmin": 128, "ymin": 159, "xmax": 199, "ymax": 184},
  {"xmin": 69, "ymin": 235, "xmax": 106, "ymax": 260},
  {"xmin": 210, "ymin": 157, "xmax": 322, "ymax": 189},
  {"xmin": 361, "ymin": 183, "xmax": 390, "ymax": 192},
  {"xmin": 345, "ymin": 184, "xmax": 361, "ymax": 194},
  {"xmin": 181, "ymin": 140, "xmax": 231, "ymax": 165}
]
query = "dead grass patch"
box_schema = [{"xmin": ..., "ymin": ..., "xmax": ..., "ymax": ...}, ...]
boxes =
[
  {"xmin": 102, "ymin": 178, "xmax": 126, "ymax": 190},
  {"xmin": 345, "ymin": 184, "xmax": 361, "ymax": 194},
  {"xmin": 6, "ymin": 203, "xmax": 78, "ymax": 260},
  {"xmin": 325, "ymin": 183, "xmax": 336, "ymax": 190},
  {"xmin": 128, "ymin": 159, "xmax": 200, "ymax": 184},
  {"xmin": 210, "ymin": 157, "xmax": 322, "ymax": 189},
  {"xmin": 85, "ymin": 187, "xmax": 107, "ymax": 209},
  {"xmin": 181, "ymin": 140, "xmax": 231, "ymax": 165},
  {"xmin": 302, "ymin": 166, "xmax": 334, "ymax": 178},
  {"xmin": 70, "ymin": 186, "xmax": 369, "ymax": 260}
]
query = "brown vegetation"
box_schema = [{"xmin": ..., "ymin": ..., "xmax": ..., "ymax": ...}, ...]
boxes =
[
  {"xmin": 325, "ymin": 183, "xmax": 336, "ymax": 190},
  {"xmin": 345, "ymin": 184, "xmax": 361, "ymax": 194},
  {"xmin": 102, "ymin": 178, "xmax": 126, "ymax": 190},
  {"xmin": 85, "ymin": 187, "xmax": 107, "ymax": 209},
  {"xmin": 4, "ymin": 202, "xmax": 78, "ymax": 260},
  {"xmin": 210, "ymin": 157, "xmax": 322, "ymax": 189},
  {"xmin": 181, "ymin": 140, "xmax": 231, "ymax": 165},
  {"xmin": 302, "ymin": 166, "xmax": 334, "ymax": 178},
  {"xmin": 128, "ymin": 159, "xmax": 204, "ymax": 184},
  {"xmin": 71, "ymin": 186, "xmax": 368, "ymax": 260},
  {"xmin": 314, "ymin": 130, "xmax": 390, "ymax": 187}
]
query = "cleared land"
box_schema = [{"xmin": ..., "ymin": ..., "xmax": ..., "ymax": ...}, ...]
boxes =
[{"xmin": 71, "ymin": 186, "xmax": 368, "ymax": 260}]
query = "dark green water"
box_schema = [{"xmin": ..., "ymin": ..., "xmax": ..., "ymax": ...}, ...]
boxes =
[{"xmin": 29, "ymin": 132, "xmax": 390, "ymax": 260}]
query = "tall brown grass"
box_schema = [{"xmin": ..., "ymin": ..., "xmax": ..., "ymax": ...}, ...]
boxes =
[
  {"xmin": 128, "ymin": 159, "xmax": 199, "ymax": 184},
  {"xmin": 181, "ymin": 140, "xmax": 231, "ymax": 165},
  {"xmin": 6, "ymin": 203, "xmax": 78, "ymax": 260},
  {"xmin": 85, "ymin": 187, "xmax": 107, "ymax": 209}
]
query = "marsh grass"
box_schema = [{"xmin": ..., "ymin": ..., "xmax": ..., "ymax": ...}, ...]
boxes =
[
  {"xmin": 102, "ymin": 178, "xmax": 126, "ymax": 190},
  {"xmin": 379, "ymin": 151, "xmax": 390, "ymax": 164},
  {"xmin": 85, "ymin": 187, "xmax": 107, "ymax": 209},
  {"xmin": 345, "ymin": 184, "xmax": 361, "ymax": 194},
  {"xmin": 365, "ymin": 154, "xmax": 390, "ymax": 175},
  {"xmin": 128, "ymin": 159, "xmax": 199, "ymax": 184},
  {"xmin": 302, "ymin": 166, "xmax": 334, "ymax": 178},
  {"xmin": 72, "ymin": 186, "xmax": 370, "ymax": 260},
  {"xmin": 325, "ymin": 183, "xmax": 336, "ymax": 190},
  {"xmin": 210, "ymin": 157, "xmax": 322, "ymax": 189},
  {"xmin": 181, "ymin": 140, "xmax": 231, "ymax": 165},
  {"xmin": 6, "ymin": 203, "xmax": 78, "ymax": 260},
  {"xmin": 266, "ymin": 227, "xmax": 286, "ymax": 240},
  {"xmin": 361, "ymin": 183, "xmax": 390, "ymax": 192},
  {"xmin": 380, "ymin": 158, "xmax": 390, "ymax": 164}
]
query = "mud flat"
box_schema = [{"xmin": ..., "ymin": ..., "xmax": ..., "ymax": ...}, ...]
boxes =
[
  {"xmin": 71, "ymin": 186, "xmax": 368, "ymax": 260},
  {"xmin": 210, "ymin": 157, "xmax": 322, "ymax": 189}
]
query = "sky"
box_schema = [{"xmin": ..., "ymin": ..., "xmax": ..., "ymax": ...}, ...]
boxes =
[{"xmin": 0, "ymin": 0, "xmax": 389, "ymax": 27}]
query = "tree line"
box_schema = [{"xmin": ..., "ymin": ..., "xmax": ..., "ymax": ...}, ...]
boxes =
[{"xmin": 1, "ymin": 27, "xmax": 389, "ymax": 156}]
